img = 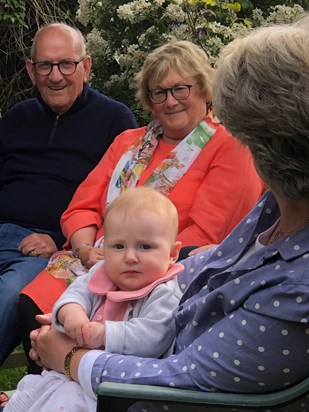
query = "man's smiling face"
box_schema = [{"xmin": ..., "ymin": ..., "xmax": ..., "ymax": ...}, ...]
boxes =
[{"xmin": 26, "ymin": 26, "xmax": 91, "ymax": 115}]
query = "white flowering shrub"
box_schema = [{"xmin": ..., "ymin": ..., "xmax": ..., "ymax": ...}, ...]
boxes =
[{"xmin": 77, "ymin": 0, "xmax": 306, "ymax": 123}]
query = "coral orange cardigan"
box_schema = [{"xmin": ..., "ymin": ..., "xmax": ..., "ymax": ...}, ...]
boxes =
[{"xmin": 61, "ymin": 118, "xmax": 263, "ymax": 247}]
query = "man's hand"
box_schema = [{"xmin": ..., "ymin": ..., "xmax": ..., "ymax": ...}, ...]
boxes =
[{"xmin": 19, "ymin": 233, "xmax": 58, "ymax": 258}]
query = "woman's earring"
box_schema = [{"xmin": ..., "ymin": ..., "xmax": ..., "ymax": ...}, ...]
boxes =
[{"xmin": 206, "ymin": 101, "xmax": 213, "ymax": 114}]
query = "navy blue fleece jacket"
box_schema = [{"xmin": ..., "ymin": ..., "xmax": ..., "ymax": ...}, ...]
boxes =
[{"xmin": 0, "ymin": 83, "xmax": 137, "ymax": 248}]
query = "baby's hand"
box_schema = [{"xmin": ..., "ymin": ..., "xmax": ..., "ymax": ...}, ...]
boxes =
[
  {"xmin": 62, "ymin": 310, "xmax": 90, "ymax": 346},
  {"xmin": 83, "ymin": 321, "xmax": 105, "ymax": 349},
  {"xmin": 59, "ymin": 304, "xmax": 104, "ymax": 347}
]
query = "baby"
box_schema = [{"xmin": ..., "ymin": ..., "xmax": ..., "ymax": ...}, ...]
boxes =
[{"xmin": 5, "ymin": 187, "xmax": 183, "ymax": 412}]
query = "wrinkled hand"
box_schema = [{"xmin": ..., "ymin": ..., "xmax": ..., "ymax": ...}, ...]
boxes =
[
  {"xmin": 19, "ymin": 233, "xmax": 58, "ymax": 258},
  {"xmin": 30, "ymin": 314, "xmax": 75, "ymax": 372},
  {"xmin": 79, "ymin": 246, "xmax": 104, "ymax": 269}
]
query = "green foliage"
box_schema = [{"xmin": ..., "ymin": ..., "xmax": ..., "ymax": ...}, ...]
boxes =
[
  {"xmin": 1, "ymin": 0, "xmax": 307, "ymax": 120},
  {"xmin": 0, "ymin": 366, "xmax": 26, "ymax": 391},
  {"xmin": 0, "ymin": 0, "xmax": 78, "ymax": 116},
  {"xmin": 252, "ymin": 0, "xmax": 309, "ymax": 11},
  {"xmin": 0, "ymin": 0, "xmax": 27, "ymax": 26},
  {"xmin": 77, "ymin": 0, "xmax": 306, "ymax": 124}
]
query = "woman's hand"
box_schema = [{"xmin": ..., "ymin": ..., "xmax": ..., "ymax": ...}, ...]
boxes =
[
  {"xmin": 79, "ymin": 246, "xmax": 104, "ymax": 269},
  {"xmin": 29, "ymin": 313, "xmax": 52, "ymax": 365},
  {"xmin": 30, "ymin": 313, "xmax": 76, "ymax": 373},
  {"xmin": 70, "ymin": 226, "xmax": 103, "ymax": 269},
  {"xmin": 188, "ymin": 244, "xmax": 217, "ymax": 256}
]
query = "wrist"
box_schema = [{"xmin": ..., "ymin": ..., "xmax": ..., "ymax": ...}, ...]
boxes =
[
  {"xmin": 73, "ymin": 243, "xmax": 92, "ymax": 258},
  {"xmin": 63, "ymin": 345, "xmax": 83, "ymax": 380},
  {"xmin": 64, "ymin": 346, "xmax": 88, "ymax": 382}
]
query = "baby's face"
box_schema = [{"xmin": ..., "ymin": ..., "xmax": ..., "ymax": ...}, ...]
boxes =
[{"xmin": 103, "ymin": 211, "xmax": 179, "ymax": 291}]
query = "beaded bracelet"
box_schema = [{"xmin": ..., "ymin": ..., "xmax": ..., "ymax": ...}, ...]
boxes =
[{"xmin": 73, "ymin": 243, "xmax": 91, "ymax": 258}]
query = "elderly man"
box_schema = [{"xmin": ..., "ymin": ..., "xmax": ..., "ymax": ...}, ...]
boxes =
[{"xmin": 0, "ymin": 22, "xmax": 137, "ymax": 367}]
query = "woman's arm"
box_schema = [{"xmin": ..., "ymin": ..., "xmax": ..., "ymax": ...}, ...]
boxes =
[
  {"xmin": 60, "ymin": 149, "xmax": 114, "ymax": 247},
  {"xmin": 70, "ymin": 226, "xmax": 104, "ymax": 268},
  {"xmin": 32, "ymin": 287, "xmax": 309, "ymax": 397},
  {"xmin": 84, "ymin": 305, "xmax": 309, "ymax": 395},
  {"xmin": 70, "ymin": 226, "xmax": 97, "ymax": 252},
  {"xmin": 60, "ymin": 129, "xmax": 145, "ymax": 248},
  {"xmin": 174, "ymin": 125, "xmax": 263, "ymax": 246}
]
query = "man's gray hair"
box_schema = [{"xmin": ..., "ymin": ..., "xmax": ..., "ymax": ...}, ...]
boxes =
[{"xmin": 30, "ymin": 22, "xmax": 86, "ymax": 60}]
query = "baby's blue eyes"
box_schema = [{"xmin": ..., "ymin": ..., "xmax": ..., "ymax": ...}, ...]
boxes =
[{"xmin": 112, "ymin": 244, "xmax": 152, "ymax": 250}]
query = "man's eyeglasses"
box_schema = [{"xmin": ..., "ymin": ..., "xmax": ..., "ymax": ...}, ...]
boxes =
[
  {"xmin": 148, "ymin": 84, "xmax": 198, "ymax": 104},
  {"xmin": 31, "ymin": 57, "xmax": 84, "ymax": 76}
]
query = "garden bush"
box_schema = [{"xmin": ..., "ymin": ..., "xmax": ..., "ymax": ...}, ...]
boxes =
[
  {"xmin": 1, "ymin": 0, "xmax": 307, "ymax": 120},
  {"xmin": 0, "ymin": 0, "xmax": 77, "ymax": 115},
  {"xmin": 77, "ymin": 0, "xmax": 307, "ymax": 124}
]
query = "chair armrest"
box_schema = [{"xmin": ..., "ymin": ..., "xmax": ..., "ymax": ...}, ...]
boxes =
[
  {"xmin": 97, "ymin": 382, "xmax": 236, "ymax": 404},
  {"xmin": 96, "ymin": 377, "xmax": 309, "ymax": 412}
]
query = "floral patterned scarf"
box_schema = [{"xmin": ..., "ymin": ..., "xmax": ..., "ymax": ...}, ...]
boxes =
[
  {"xmin": 107, "ymin": 118, "xmax": 216, "ymax": 203},
  {"xmin": 46, "ymin": 118, "xmax": 216, "ymax": 282}
]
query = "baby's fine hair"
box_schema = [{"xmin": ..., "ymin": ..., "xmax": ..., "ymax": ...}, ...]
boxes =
[{"xmin": 104, "ymin": 187, "xmax": 179, "ymax": 238}]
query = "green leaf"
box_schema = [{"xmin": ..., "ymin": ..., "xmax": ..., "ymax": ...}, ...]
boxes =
[
  {"xmin": 221, "ymin": 3, "xmax": 241, "ymax": 12},
  {"xmin": 244, "ymin": 18, "xmax": 252, "ymax": 27}
]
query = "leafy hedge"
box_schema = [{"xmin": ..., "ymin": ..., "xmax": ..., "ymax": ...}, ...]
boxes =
[
  {"xmin": 77, "ymin": 0, "xmax": 307, "ymax": 124},
  {"xmin": 1, "ymin": 0, "xmax": 308, "ymax": 121},
  {"xmin": 0, "ymin": 0, "xmax": 78, "ymax": 115}
]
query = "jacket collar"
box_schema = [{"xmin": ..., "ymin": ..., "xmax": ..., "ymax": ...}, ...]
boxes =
[{"xmin": 88, "ymin": 263, "xmax": 184, "ymax": 303}]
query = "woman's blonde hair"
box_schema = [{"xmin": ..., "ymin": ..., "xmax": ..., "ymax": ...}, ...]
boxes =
[{"xmin": 135, "ymin": 40, "xmax": 213, "ymax": 111}]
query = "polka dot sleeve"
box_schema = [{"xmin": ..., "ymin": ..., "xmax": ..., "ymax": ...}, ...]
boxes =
[{"xmin": 89, "ymin": 304, "xmax": 309, "ymax": 394}]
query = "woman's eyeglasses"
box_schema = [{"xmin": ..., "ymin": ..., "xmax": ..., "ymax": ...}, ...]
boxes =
[
  {"xmin": 148, "ymin": 84, "xmax": 197, "ymax": 104},
  {"xmin": 31, "ymin": 57, "xmax": 84, "ymax": 76}
]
